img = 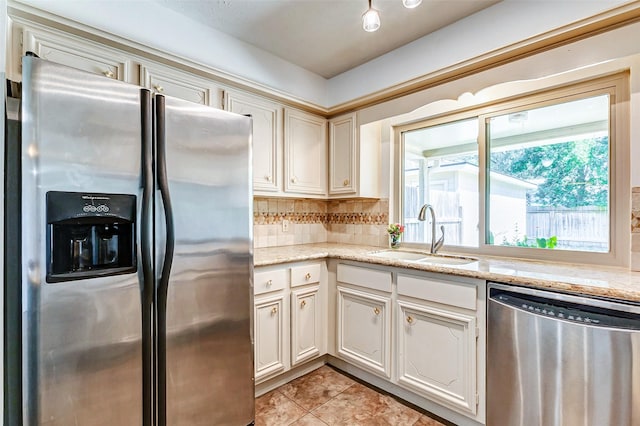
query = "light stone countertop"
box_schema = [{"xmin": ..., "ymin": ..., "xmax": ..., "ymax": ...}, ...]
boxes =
[{"xmin": 254, "ymin": 243, "xmax": 640, "ymax": 303}]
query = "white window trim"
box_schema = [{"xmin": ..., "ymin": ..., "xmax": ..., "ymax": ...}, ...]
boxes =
[{"xmin": 393, "ymin": 71, "xmax": 630, "ymax": 267}]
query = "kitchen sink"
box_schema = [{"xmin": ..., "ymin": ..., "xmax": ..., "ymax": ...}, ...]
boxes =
[{"xmin": 368, "ymin": 250, "xmax": 478, "ymax": 265}]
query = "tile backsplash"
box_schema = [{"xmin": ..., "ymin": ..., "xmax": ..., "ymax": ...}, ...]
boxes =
[{"xmin": 253, "ymin": 197, "xmax": 389, "ymax": 248}]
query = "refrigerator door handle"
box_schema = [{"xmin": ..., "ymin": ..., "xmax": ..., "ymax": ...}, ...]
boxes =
[
  {"xmin": 154, "ymin": 94, "xmax": 175, "ymax": 426},
  {"xmin": 140, "ymin": 88, "xmax": 154, "ymax": 426}
]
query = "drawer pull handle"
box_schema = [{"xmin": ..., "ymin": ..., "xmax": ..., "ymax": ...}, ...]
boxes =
[
  {"xmin": 305, "ymin": 273, "xmax": 311, "ymax": 280},
  {"xmin": 154, "ymin": 84, "xmax": 164, "ymax": 93},
  {"xmin": 266, "ymin": 280, "xmax": 272, "ymax": 287},
  {"xmin": 103, "ymin": 70, "xmax": 114, "ymax": 78},
  {"xmin": 406, "ymin": 315, "xmax": 414, "ymax": 324},
  {"xmin": 373, "ymin": 307, "xmax": 380, "ymax": 315},
  {"xmin": 343, "ymin": 179, "xmax": 349, "ymax": 186},
  {"xmin": 265, "ymin": 175, "xmax": 272, "ymax": 182},
  {"xmin": 300, "ymin": 300, "xmax": 306, "ymax": 308},
  {"xmin": 271, "ymin": 307, "xmax": 278, "ymax": 314},
  {"xmin": 291, "ymin": 176, "xmax": 297, "ymax": 184}
]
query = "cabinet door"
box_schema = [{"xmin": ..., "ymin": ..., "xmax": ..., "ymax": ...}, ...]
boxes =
[
  {"xmin": 284, "ymin": 108, "xmax": 327, "ymax": 195},
  {"xmin": 225, "ymin": 91, "xmax": 282, "ymax": 193},
  {"xmin": 396, "ymin": 300, "xmax": 477, "ymax": 415},
  {"xmin": 20, "ymin": 27, "xmax": 130, "ymax": 82},
  {"xmin": 337, "ymin": 286, "xmax": 391, "ymax": 377},
  {"xmin": 290, "ymin": 285, "xmax": 321, "ymax": 365},
  {"xmin": 329, "ymin": 113, "xmax": 356, "ymax": 195},
  {"xmin": 255, "ymin": 294, "xmax": 286, "ymax": 382},
  {"xmin": 140, "ymin": 64, "xmax": 223, "ymax": 107}
]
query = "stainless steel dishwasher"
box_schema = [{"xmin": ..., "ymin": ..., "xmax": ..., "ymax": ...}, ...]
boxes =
[{"xmin": 487, "ymin": 282, "xmax": 640, "ymax": 426}]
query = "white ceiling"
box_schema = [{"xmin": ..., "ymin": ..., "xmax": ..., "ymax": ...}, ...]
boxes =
[{"xmin": 154, "ymin": 0, "xmax": 501, "ymax": 79}]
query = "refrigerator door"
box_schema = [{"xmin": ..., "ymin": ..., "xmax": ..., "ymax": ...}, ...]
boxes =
[
  {"xmin": 155, "ymin": 95, "xmax": 254, "ymax": 426},
  {"xmin": 20, "ymin": 57, "xmax": 145, "ymax": 425}
]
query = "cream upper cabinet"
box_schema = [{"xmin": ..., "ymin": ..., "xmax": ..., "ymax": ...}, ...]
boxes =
[
  {"xmin": 140, "ymin": 63, "xmax": 223, "ymax": 108},
  {"xmin": 225, "ymin": 91, "xmax": 282, "ymax": 193},
  {"xmin": 329, "ymin": 113, "xmax": 356, "ymax": 195},
  {"xmin": 10, "ymin": 23, "xmax": 133, "ymax": 83},
  {"xmin": 328, "ymin": 114, "xmax": 381, "ymax": 199},
  {"xmin": 284, "ymin": 108, "xmax": 327, "ymax": 196}
]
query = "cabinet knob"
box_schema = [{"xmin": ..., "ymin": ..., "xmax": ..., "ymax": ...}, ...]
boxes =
[
  {"xmin": 291, "ymin": 176, "xmax": 297, "ymax": 184},
  {"xmin": 271, "ymin": 306, "xmax": 278, "ymax": 314},
  {"xmin": 373, "ymin": 307, "xmax": 380, "ymax": 315},
  {"xmin": 305, "ymin": 273, "xmax": 311, "ymax": 280},
  {"xmin": 406, "ymin": 315, "xmax": 414, "ymax": 324},
  {"xmin": 154, "ymin": 84, "xmax": 164, "ymax": 93},
  {"xmin": 343, "ymin": 179, "xmax": 349, "ymax": 186},
  {"xmin": 264, "ymin": 175, "xmax": 272, "ymax": 182},
  {"xmin": 266, "ymin": 280, "xmax": 272, "ymax": 287},
  {"xmin": 102, "ymin": 70, "xmax": 115, "ymax": 78},
  {"xmin": 300, "ymin": 300, "xmax": 306, "ymax": 308}
]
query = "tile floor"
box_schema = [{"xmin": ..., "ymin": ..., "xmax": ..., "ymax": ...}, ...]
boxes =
[{"xmin": 255, "ymin": 365, "xmax": 452, "ymax": 426}]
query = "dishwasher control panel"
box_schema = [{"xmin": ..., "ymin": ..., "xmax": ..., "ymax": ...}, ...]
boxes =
[{"xmin": 492, "ymin": 291, "xmax": 640, "ymax": 330}]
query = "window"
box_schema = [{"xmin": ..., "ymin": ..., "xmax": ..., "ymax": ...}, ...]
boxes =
[{"xmin": 397, "ymin": 74, "xmax": 629, "ymax": 265}]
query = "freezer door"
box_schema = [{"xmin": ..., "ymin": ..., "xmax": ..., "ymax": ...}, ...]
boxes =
[
  {"xmin": 155, "ymin": 95, "xmax": 254, "ymax": 426},
  {"xmin": 20, "ymin": 57, "xmax": 145, "ymax": 425}
]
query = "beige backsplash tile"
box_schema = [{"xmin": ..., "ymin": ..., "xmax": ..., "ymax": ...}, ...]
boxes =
[{"xmin": 253, "ymin": 197, "xmax": 389, "ymax": 248}]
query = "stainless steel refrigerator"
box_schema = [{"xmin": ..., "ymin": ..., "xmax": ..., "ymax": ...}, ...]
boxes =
[{"xmin": 4, "ymin": 56, "xmax": 255, "ymax": 425}]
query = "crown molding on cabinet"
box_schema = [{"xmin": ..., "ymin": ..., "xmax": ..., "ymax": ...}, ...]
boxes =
[
  {"xmin": 7, "ymin": 2, "xmax": 330, "ymax": 116},
  {"xmin": 8, "ymin": 1, "xmax": 640, "ymax": 119}
]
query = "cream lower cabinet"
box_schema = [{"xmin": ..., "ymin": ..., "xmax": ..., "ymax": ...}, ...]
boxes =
[
  {"xmin": 254, "ymin": 262, "xmax": 326, "ymax": 385},
  {"xmin": 254, "ymin": 294, "xmax": 287, "ymax": 381},
  {"xmin": 291, "ymin": 285, "xmax": 321, "ymax": 365},
  {"xmin": 335, "ymin": 263, "xmax": 393, "ymax": 377},
  {"xmin": 337, "ymin": 286, "xmax": 391, "ymax": 377},
  {"xmin": 395, "ymin": 273, "xmax": 480, "ymax": 418},
  {"xmin": 396, "ymin": 300, "xmax": 477, "ymax": 415}
]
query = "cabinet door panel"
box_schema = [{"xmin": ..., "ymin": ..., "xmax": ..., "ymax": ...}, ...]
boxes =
[
  {"xmin": 397, "ymin": 300, "xmax": 477, "ymax": 415},
  {"xmin": 225, "ymin": 91, "xmax": 281, "ymax": 192},
  {"xmin": 329, "ymin": 113, "xmax": 356, "ymax": 195},
  {"xmin": 255, "ymin": 295, "xmax": 286, "ymax": 382},
  {"xmin": 291, "ymin": 285, "xmax": 321, "ymax": 365},
  {"xmin": 22, "ymin": 29, "xmax": 129, "ymax": 81},
  {"xmin": 284, "ymin": 109, "xmax": 327, "ymax": 195},
  {"xmin": 337, "ymin": 286, "xmax": 391, "ymax": 377},
  {"xmin": 141, "ymin": 64, "xmax": 222, "ymax": 107}
]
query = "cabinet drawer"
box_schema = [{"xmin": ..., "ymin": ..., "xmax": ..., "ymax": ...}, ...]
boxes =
[
  {"xmin": 397, "ymin": 274, "xmax": 476, "ymax": 310},
  {"xmin": 337, "ymin": 264, "xmax": 392, "ymax": 293},
  {"xmin": 254, "ymin": 269, "xmax": 287, "ymax": 295},
  {"xmin": 290, "ymin": 263, "xmax": 321, "ymax": 287}
]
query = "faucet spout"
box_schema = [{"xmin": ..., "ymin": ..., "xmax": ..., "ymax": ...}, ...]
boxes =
[{"xmin": 417, "ymin": 204, "xmax": 445, "ymax": 254}]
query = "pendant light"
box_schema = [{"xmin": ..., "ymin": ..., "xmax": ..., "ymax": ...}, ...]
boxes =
[
  {"xmin": 402, "ymin": 0, "xmax": 423, "ymax": 8},
  {"xmin": 362, "ymin": 0, "xmax": 380, "ymax": 32}
]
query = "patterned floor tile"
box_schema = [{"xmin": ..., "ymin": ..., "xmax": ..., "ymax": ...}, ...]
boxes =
[
  {"xmin": 278, "ymin": 365, "xmax": 356, "ymax": 410},
  {"xmin": 255, "ymin": 390, "xmax": 306, "ymax": 426}
]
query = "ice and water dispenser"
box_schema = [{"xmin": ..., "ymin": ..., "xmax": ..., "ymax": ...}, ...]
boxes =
[{"xmin": 46, "ymin": 191, "xmax": 137, "ymax": 282}]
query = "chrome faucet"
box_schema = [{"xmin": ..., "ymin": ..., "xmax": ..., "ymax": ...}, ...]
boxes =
[{"xmin": 418, "ymin": 204, "xmax": 445, "ymax": 254}]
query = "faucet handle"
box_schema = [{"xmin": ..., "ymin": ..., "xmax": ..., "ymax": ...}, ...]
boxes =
[{"xmin": 434, "ymin": 225, "xmax": 445, "ymax": 253}]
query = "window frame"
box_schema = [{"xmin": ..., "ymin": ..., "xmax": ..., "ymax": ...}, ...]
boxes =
[{"xmin": 393, "ymin": 73, "xmax": 630, "ymax": 267}]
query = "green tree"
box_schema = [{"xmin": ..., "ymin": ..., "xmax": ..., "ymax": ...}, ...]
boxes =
[{"xmin": 490, "ymin": 136, "xmax": 608, "ymax": 208}]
